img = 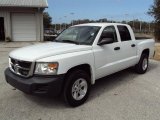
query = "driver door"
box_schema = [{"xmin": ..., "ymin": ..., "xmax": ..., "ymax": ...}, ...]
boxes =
[{"xmin": 93, "ymin": 26, "xmax": 122, "ymax": 79}]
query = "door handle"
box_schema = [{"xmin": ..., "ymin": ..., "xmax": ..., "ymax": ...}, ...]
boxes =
[
  {"xmin": 131, "ymin": 44, "xmax": 136, "ymax": 47},
  {"xmin": 114, "ymin": 47, "xmax": 120, "ymax": 51}
]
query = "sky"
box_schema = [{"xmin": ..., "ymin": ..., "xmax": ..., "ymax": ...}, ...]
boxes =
[{"xmin": 46, "ymin": 0, "xmax": 154, "ymax": 24}]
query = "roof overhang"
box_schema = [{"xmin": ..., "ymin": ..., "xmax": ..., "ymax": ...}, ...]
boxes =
[{"xmin": 0, "ymin": 0, "xmax": 48, "ymax": 8}]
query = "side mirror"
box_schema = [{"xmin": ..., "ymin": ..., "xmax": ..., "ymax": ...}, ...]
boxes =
[{"xmin": 98, "ymin": 38, "xmax": 114, "ymax": 45}]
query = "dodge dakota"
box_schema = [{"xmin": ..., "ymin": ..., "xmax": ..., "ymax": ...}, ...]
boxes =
[{"xmin": 5, "ymin": 23, "xmax": 155, "ymax": 107}]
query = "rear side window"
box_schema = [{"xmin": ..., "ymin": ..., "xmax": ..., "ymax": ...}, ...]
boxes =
[{"xmin": 117, "ymin": 26, "xmax": 131, "ymax": 41}]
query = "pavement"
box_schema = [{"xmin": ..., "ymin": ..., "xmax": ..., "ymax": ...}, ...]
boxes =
[{"xmin": 0, "ymin": 42, "xmax": 160, "ymax": 120}]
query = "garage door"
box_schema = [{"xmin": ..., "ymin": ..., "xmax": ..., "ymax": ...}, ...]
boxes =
[{"xmin": 12, "ymin": 13, "xmax": 36, "ymax": 41}]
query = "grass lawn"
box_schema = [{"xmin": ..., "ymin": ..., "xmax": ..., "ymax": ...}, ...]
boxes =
[{"xmin": 154, "ymin": 43, "xmax": 160, "ymax": 61}]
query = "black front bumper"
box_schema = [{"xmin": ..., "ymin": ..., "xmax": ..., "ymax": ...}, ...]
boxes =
[{"xmin": 5, "ymin": 68, "xmax": 64, "ymax": 96}]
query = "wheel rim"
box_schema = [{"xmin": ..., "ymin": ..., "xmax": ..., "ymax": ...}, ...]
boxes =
[
  {"xmin": 142, "ymin": 58, "xmax": 148, "ymax": 71},
  {"xmin": 72, "ymin": 78, "xmax": 88, "ymax": 101}
]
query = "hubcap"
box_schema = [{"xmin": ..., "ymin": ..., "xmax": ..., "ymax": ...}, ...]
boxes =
[
  {"xmin": 72, "ymin": 78, "xmax": 88, "ymax": 101},
  {"xmin": 142, "ymin": 58, "xmax": 148, "ymax": 71}
]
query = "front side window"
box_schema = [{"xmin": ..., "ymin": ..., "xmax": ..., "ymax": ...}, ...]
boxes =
[
  {"xmin": 55, "ymin": 26, "xmax": 101, "ymax": 45},
  {"xmin": 100, "ymin": 26, "xmax": 118, "ymax": 43},
  {"xmin": 117, "ymin": 25, "xmax": 131, "ymax": 41}
]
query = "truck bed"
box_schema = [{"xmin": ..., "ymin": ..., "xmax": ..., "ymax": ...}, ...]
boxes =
[{"xmin": 136, "ymin": 39, "xmax": 155, "ymax": 58}]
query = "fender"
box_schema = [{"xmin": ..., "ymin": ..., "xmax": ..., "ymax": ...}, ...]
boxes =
[{"xmin": 37, "ymin": 50, "xmax": 96, "ymax": 84}]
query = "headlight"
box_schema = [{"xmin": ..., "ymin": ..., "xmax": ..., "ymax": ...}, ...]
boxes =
[{"xmin": 35, "ymin": 62, "xmax": 58, "ymax": 75}]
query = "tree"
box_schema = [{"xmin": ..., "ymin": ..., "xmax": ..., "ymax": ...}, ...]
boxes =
[
  {"xmin": 148, "ymin": 0, "xmax": 160, "ymax": 41},
  {"xmin": 43, "ymin": 12, "xmax": 52, "ymax": 28}
]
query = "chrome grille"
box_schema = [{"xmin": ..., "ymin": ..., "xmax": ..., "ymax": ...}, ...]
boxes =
[{"xmin": 9, "ymin": 58, "xmax": 34, "ymax": 77}]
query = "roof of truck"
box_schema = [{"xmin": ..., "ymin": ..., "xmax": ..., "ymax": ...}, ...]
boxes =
[{"xmin": 75, "ymin": 23, "xmax": 129, "ymax": 27}]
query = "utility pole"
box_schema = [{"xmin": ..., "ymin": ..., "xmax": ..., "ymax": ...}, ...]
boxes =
[
  {"xmin": 111, "ymin": 17, "xmax": 114, "ymax": 23},
  {"xmin": 125, "ymin": 14, "xmax": 128, "ymax": 24},
  {"xmin": 140, "ymin": 20, "xmax": 142, "ymax": 32},
  {"xmin": 132, "ymin": 16, "xmax": 135, "ymax": 31},
  {"xmin": 59, "ymin": 17, "xmax": 62, "ymax": 31},
  {"xmin": 149, "ymin": 22, "xmax": 151, "ymax": 33},
  {"xmin": 55, "ymin": 24, "xmax": 57, "ymax": 32},
  {"xmin": 70, "ymin": 12, "xmax": 74, "ymax": 26},
  {"xmin": 64, "ymin": 16, "xmax": 67, "ymax": 29}
]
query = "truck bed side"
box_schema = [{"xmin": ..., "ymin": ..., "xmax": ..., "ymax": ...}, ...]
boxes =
[{"xmin": 136, "ymin": 39, "xmax": 155, "ymax": 59}]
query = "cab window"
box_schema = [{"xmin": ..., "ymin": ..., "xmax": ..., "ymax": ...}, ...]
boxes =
[
  {"xmin": 100, "ymin": 26, "xmax": 118, "ymax": 43},
  {"xmin": 117, "ymin": 25, "xmax": 131, "ymax": 41}
]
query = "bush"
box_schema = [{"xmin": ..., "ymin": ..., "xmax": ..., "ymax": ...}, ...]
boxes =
[{"xmin": 148, "ymin": 0, "xmax": 160, "ymax": 41}]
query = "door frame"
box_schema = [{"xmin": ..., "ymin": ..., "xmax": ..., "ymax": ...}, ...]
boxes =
[{"xmin": 0, "ymin": 17, "xmax": 5, "ymax": 41}]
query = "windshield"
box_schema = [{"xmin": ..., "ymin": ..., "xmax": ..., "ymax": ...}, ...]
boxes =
[{"xmin": 55, "ymin": 26, "xmax": 101, "ymax": 45}]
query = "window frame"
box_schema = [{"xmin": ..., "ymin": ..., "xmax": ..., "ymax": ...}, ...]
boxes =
[
  {"xmin": 98, "ymin": 25, "xmax": 118, "ymax": 44},
  {"xmin": 117, "ymin": 25, "xmax": 132, "ymax": 42}
]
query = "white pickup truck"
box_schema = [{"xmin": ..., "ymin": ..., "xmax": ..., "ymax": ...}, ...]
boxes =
[{"xmin": 5, "ymin": 23, "xmax": 155, "ymax": 107}]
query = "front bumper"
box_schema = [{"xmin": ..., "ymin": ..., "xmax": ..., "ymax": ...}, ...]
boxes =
[{"xmin": 5, "ymin": 68, "xmax": 64, "ymax": 96}]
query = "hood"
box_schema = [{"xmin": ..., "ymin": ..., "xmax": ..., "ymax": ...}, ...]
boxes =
[{"xmin": 9, "ymin": 42, "xmax": 92, "ymax": 61}]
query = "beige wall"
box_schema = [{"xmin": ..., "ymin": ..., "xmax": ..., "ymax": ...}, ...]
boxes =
[{"xmin": 0, "ymin": 7, "xmax": 44, "ymax": 41}]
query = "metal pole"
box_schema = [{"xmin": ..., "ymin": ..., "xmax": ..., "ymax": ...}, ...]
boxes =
[
  {"xmin": 132, "ymin": 16, "xmax": 135, "ymax": 30},
  {"xmin": 70, "ymin": 12, "xmax": 74, "ymax": 26},
  {"xmin": 132, "ymin": 21, "xmax": 134, "ymax": 30},
  {"xmin": 125, "ymin": 14, "xmax": 128, "ymax": 24},
  {"xmin": 64, "ymin": 16, "xmax": 67, "ymax": 29},
  {"xmin": 78, "ymin": 19, "xmax": 80, "ymax": 24},
  {"xmin": 140, "ymin": 21, "xmax": 142, "ymax": 32},
  {"xmin": 111, "ymin": 17, "xmax": 113, "ymax": 23},
  {"xmin": 59, "ymin": 24, "xmax": 61, "ymax": 31},
  {"xmin": 55, "ymin": 24, "xmax": 57, "ymax": 31},
  {"xmin": 59, "ymin": 18, "xmax": 62, "ymax": 31},
  {"xmin": 149, "ymin": 23, "xmax": 150, "ymax": 32},
  {"xmin": 65, "ymin": 24, "xmax": 66, "ymax": 29}
]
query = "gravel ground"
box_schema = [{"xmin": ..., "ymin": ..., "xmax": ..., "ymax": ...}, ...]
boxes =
[{"xmin": 0, "ymin": 42, "xmax": 160, "ymax": 120}]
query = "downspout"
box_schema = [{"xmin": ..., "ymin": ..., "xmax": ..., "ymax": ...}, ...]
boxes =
[{"xmin": 38, "ymin": 7, "xmax": 44, "ymax": 42}]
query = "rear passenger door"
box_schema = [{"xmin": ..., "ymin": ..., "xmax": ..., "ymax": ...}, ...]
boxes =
[{"xmin": 117, "ymin": 25, "xmax": 137, "ymax": 67}]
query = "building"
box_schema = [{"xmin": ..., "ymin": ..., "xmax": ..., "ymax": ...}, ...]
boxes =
[{"xmin": 0, "ymin": 0, "xmax": 48, "ymax": 42}]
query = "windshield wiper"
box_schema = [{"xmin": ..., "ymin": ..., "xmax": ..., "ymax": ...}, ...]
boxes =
[{"xmin": 61, "ymin": 40, "xmax": 80, "ymax": 45}]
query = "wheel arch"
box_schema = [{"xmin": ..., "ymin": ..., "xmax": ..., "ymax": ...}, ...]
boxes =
[
  {"xmin": 138, "ymin": 48, "xmax": 150, "ymax": 61},
  {"xmin": 142, "ymin": 49, "xmax": 150, "ymax": 57},
  {"xmin": 64, "ymin": 64, "xmax": 95, "ymax": 85}
]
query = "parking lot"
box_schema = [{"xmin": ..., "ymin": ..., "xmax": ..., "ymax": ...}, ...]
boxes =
[{"xmin": 0, "ymin": 42, "xmax": 160, "ymax": 120}]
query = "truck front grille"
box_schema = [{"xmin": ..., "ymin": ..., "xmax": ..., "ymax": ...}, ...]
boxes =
[{"xmin": 9, "ymin": 58, "xmax": 34, "ymax": 77}]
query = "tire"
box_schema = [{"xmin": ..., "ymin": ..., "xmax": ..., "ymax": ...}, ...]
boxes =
[
  {"xmin": 63, "ymin": 70, "xmax": 91, "ymax": 107},
  {"xmin": 134, "ymin": 54, "xmax": 149, "ymax": 74}
]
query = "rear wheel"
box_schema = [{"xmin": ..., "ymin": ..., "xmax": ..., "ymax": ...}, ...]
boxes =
[
  {"xmin": 134, "ymin": 54, "xmax": 149, "ymax": 74},
  {"xmin": 63, "ymin": 70, "xmax": 91, "ymax": 107}
]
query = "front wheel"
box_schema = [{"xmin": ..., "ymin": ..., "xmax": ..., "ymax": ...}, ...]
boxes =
[
  {"xmin": 63, "ymin": 70, "xmax": 91, "ymax": 107},
  {"xmin": 134, "ymin": 54, "xmax": 149, "ymax": 74}
]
